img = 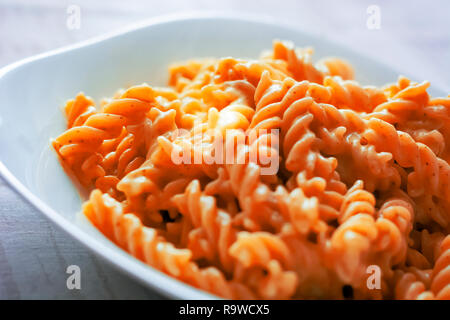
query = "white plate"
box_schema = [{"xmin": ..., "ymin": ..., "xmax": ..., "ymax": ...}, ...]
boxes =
[{"xmin": 0, "ymin": 13, "xmax": 446, "ymax": 300}]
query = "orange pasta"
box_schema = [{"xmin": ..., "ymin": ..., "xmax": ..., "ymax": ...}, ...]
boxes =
[{"xmin": 52, "ymin": 40, "xmax": 450, "ymax": 299}]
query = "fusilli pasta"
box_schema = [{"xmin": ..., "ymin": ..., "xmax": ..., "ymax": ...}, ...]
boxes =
[{"xmin": 52, "ymin": 40, "xmax": 450, "ymax": 299}]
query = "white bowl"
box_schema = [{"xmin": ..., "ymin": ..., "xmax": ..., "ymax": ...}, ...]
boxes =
[{"xmin": 0, "ymin": 13, "xmax": 445, "ymax": 299}]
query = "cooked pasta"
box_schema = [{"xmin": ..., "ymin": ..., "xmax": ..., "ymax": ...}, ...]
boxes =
[{"xmin": 52, "ymin": 40, "xmax": 450, "ymax": 300}]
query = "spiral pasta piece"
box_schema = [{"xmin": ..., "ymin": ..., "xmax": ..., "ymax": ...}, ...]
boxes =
[
  {"xmin": 328, "ymin": 181, "xmax": 378, "ymax": 285},
  {"xmin": 430, "ymin": 236, "xmax": 450, "ymax": 299}
]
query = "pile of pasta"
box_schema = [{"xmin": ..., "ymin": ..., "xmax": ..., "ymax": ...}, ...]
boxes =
[{"xmin": 52, "ymin": 41, "xmax": 450, "ymax": 299}]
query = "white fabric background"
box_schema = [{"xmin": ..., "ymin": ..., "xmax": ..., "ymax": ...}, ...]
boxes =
[{"xmin": 0, "ymin": 0, "xmax": 449, "ymax": 299}]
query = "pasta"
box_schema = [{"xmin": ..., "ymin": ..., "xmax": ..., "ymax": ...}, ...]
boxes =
[{"xmin": 52, "ymin": 40, "xmax": 450, "ymax": 299}]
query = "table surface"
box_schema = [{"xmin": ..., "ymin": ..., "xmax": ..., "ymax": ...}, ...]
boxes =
[{"xmin": 0, "ymin": 0, "xmax": 449, "ymax": 299}]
